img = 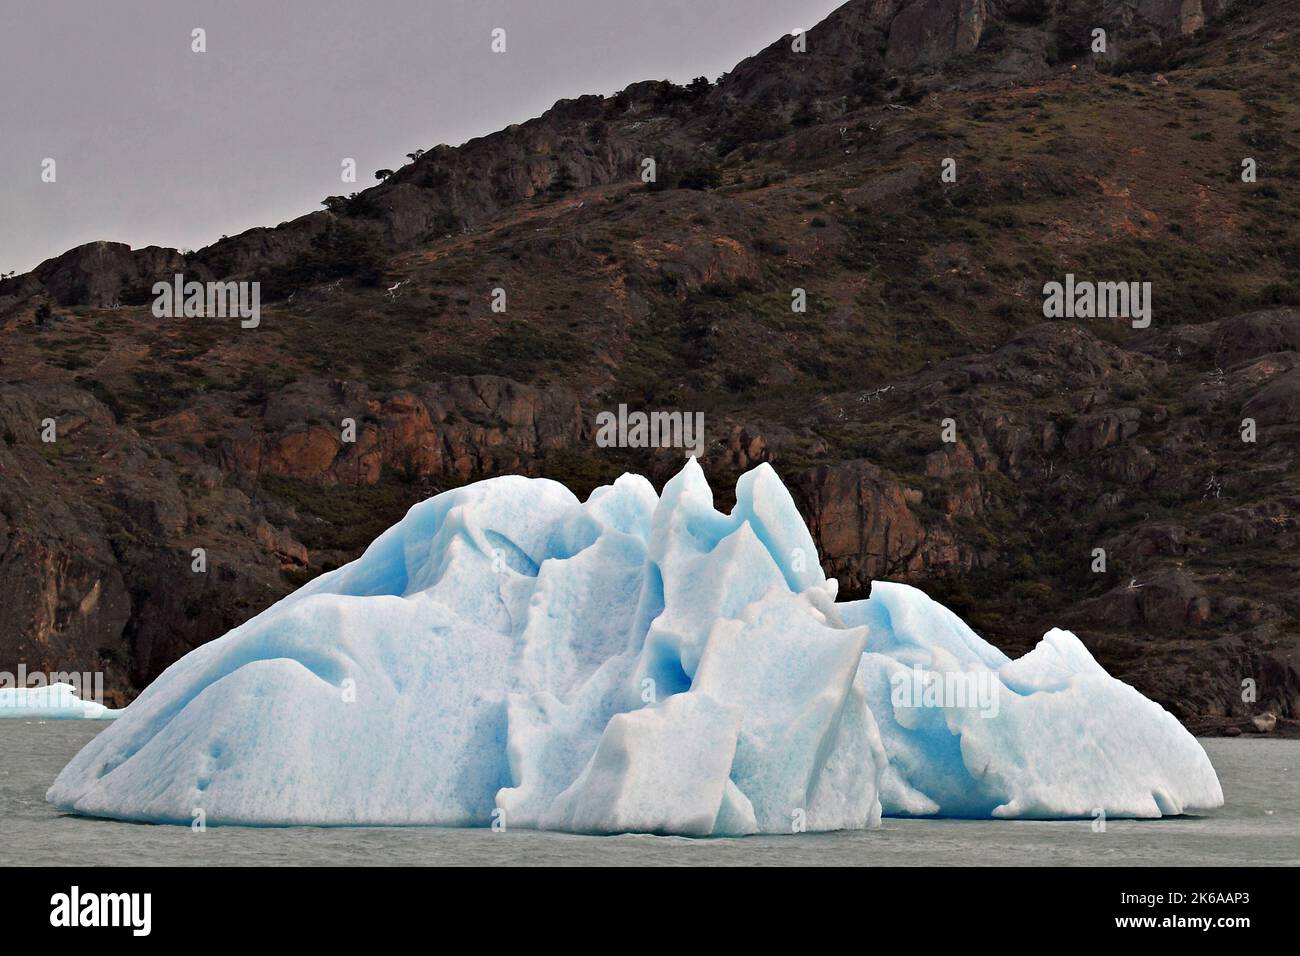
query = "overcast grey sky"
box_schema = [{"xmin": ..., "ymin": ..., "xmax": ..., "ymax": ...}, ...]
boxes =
[{"xmin": 0, "ymin": 0, "xmax": 847, "ymax": 275}]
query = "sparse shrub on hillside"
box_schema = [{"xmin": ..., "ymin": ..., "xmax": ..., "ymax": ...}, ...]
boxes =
[
  {"xmin": 417, "ymin": 167, "xmax": 452, "ymax": 190},
  {"xmin": 653, "ymin": 80, "xmax": 686, "ymax": 111},
  {"xmin": 792, "ymin": 99, "xmax": 819, "ymax": 128},
  {"xmin": 73, "ymin": 377, "xmax": 126, "ymax": 421},
  {"xmin": 416, "ymin": 321, "xmax": 591, "ymax": 382},
  {"xmin": 642, "ymin": 162, "xmax": 722, "ymax": 192},
  {"xmin": 1049, "ymin": 0, "xmax": 1100, "ymax": 65},
  {"xmin": 676, "ymin": 164, "xmax": 723, "ymax": 191},
  {"xmin": 122, "ymin": 367, "xmax": 214, "ymax": 420},
  {"xmin": 716, "ymin": 105, "xmax": 787, "ymax": 156},
  {"xmin": 849, "ymin": 62, "xmax": 887, "ymax": 104},
  {"xmin": 1253, "ymin": 281, "xmax": 1300, "ymax": 307},
  {"xmin": 422, "ymin": 210, "xmax": 464, "ymax": 240},
  {"xmin": 754, "ymin": 236, "xmax": 788, "ymax": 257},
  {"xmin": 653, "ymin": 77, "xmax": 711, "ymax": 113},
  {"xmin": 56, "ymin": 350, "xmax": 91, "ymax": 371},
  {"xmin": 1072, "ymin": 237, "xmax": 1243, "ymax": 324},
  {"xmin": 1003, "ymin": 1, "xmax": 1050, "ymax": 26},
  {"xmin": 1239, "ymin": 125, "xmax": 1285, "ymax": 150},
  {"xmin": 548, "ymin": 166, "xmax": 577, "ymax": 194},
  {"xmin": 895, "ymin": 78, "xmax": 926, "ymax": 106},
  {"xmin": 259, "ymin": 474, "xmax": 429, "ymax": 554},
  {"xmin": 1195, "ymin": 75, "xmax": 1232, "ymax": 89},
  {"xmin": 321, "ymin": 191, "xmax": 379, "ymax": 218},
  {"xmin": 723, "ymin": 370, "xmax": 758, "ymax": 394},
  {"xmin": 699, "ymin": 278, "xmax": 758, "ymax": 298},
  {"xmin": 1105, "ymin": 0, "xmax": 1265, "ymax": 76},
  {"xmin": 259, "ymin": 222, "xmax": 386, "ymax": 299},
  {"xmin": 536, "ymin": 449, "xmax": 629, "ymax": 503}
]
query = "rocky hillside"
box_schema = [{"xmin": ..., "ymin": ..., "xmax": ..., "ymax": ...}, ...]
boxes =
[{"xmin": 1, "ymin": 0, "xmax": 1296, "ymax": 732}]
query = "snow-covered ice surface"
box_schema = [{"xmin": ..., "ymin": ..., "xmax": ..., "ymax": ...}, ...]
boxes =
[
  {"xmin": 47, "ymin": 461, "xmax": 1223, "ymax": 832},
  {"xmin": 1, "ymin": 683, "xmax": 119, "ymax": 720}
]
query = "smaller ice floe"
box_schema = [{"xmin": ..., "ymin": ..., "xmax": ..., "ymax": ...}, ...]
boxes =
[{"xmin": 0, "ymin": 683, "xmax": 120, "ymax": 720}]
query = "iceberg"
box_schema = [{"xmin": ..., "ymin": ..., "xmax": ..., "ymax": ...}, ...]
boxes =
[
  {"xmin": 47, "ymin": 460, "xmax": 1223, "ymax": 831},
  {"xmin": 1, "ymin": 683, "xmax": 120, "ymax": 720}
]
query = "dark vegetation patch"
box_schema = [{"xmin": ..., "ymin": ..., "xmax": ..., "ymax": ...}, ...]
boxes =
[{"xmin": 257, "ymin": 223, "xmax": 387, "ymax": 300}]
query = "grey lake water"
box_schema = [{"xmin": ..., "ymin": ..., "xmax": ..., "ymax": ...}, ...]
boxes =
[{"xmin": 1, "ymin": 720, "xmax": 1296, "ymax": 866}]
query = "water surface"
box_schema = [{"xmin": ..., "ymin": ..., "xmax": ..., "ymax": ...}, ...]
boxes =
[{"xmin": 2, "ymin": 721, "xmax": 1295, "ymax": 866}]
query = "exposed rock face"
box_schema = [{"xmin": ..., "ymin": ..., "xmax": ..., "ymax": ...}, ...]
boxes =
[
  {"xmin": 0, "ymin": 388, "xmax": 131, "ymax": 692},
  {"xmin": 227, "ymin": 377, "xmax": 586, "ymax": 485},
  {"xmin": 195, "ymin": 214, "xmax": 332, "ymax": 286},
  {"xmin": 1076, "ymin": 569, "xmax": 1212, "ymax": 629},
  {"xmin": 0, "ymin": 383, "xmax": 302, "ymax": 690},
  {"xmin": 1138, "ymin": 0, "xmax": 1230, "ymax": 34},
  {"xmin": 28, "ymin": 242, "xmax": 186, "ymax": 309},
  {"xmin": 1212, "ymin": 309, "xmax": 1300, "ymax": 365},
  {"xmin": 887, "ymin": 0, "xmax": 990, "ymax": 67},
  {"xmin": 798, "ymin": 460, "xmax": 967, "ymax": 591}
]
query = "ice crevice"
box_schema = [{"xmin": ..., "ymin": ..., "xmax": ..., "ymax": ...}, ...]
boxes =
[{"xmin": 47, "ymin": 459, "xmax": 1224, "ymax": 832}]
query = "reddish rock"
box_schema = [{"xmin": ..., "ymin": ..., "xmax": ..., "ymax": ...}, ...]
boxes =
[
  {"xmin": 797, "ymin": 460, "xmax": 967, "ymax": 594},
  {"xmin": 268, "ymin": 428, "xmax": 344, "ymax": 482}
]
